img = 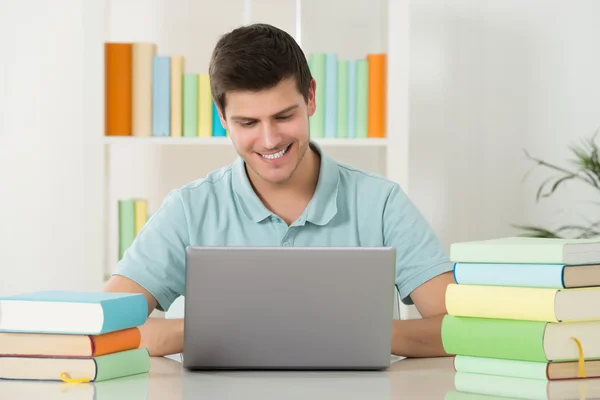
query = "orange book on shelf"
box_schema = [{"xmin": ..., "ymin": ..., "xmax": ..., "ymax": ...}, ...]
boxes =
[
  {"xmin": 0, "ymin": 327, "xmax": 141, "ymax": 358},
  {"xmin": 367, "ymin": 53, "xmax": 387, "ymax": 138},
  {"xmin": 105, "ymin": 42, "xmax": 132, "ymax": 136}
]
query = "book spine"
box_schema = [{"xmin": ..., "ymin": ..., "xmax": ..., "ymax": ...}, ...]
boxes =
[
  {"xmin": 151, "ymin": 56, "xmax": 171, "ymax": 136},
  {"xmin": 453, "ymin": 262, "xmax": 566, "ymax": 288},
  {"xmin": 324, "ymin": 53, "xmax": 337, "ymax": 138},
  {"xmin": 446, "ymin": 283, "xmax": 560, "ymax": 322},
  {"xmin": 367, "ymin": 53, "xmax": 386, "ymax": 138},
  {"xmin": 441, "ymin": 315, "xmax": 548, "ymax": 362},
  {"xmin": 105, "ymin": 43, "xmax": 132, "ymax": 136},
  {"xmin": 99, "ymin": 296, "xmax": 148, "ymax": 334},
  {"xmin": 309, "ymin": 53, "xmax": 326, "ymax": 138}
]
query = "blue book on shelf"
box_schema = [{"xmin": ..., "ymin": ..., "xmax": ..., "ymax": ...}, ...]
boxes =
[
  {"xmin": 324, "ymin": 53, "xmax": 337, "ymax": 138},
  {"xmin": 0, "ymin": 291, "xmax": 148, "ymax": 335},
  {"xmin": 212, "ymin": 101, "xmax": 226, "ymax": 137},
  {"xmin": 152, "ymin": 56, "xmax": 171, "ymax": 136},
  {"xmin": 347, "ymin": 60, "xmax": 357, "ymax": 138}
]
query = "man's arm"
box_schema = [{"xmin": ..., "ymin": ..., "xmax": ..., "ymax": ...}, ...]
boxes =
[
  {"xmin": 104, "ymin": 275, "xmax": 185, "ymax": 357},
  {"xmin": 381, "ymin": 183, "xmax": 455, "ymax": 358},
  {"xmin": 391, "ymin": 271, "xmax": 454, "ymax": 357}
]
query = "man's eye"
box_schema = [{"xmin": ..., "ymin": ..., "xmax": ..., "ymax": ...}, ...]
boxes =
[
  {"xmin": 277, "ymin": 115, "xmax": 291, "ymax": 121},
  {"xmin": 241, "ymin": 121, "xmax": 256, "ymax": 127}
]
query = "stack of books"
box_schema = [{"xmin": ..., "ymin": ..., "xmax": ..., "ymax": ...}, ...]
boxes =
[
  {"xmin": 441, "ymin": 237, "xmax": 600, "ymax": 398},
  {"xmin": 0, "ymin": 291, "xmax": 151, "ymax": 383}
]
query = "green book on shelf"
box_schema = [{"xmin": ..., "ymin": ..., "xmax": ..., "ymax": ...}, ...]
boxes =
[
  {"xmin": 118, "ymin": 199, "xmax": 135, "ymax": 260},
  {"xmin": 355, "ymin": 59, "xmax": 369, "ymax": 139},
  {"xmin": 182, "ymin": 73, "xmax": 199, "ymax": 137}
]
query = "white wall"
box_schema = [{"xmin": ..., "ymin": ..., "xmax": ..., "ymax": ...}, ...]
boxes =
[
  {"xmin": 4, "ymin": 0, "xmax": 600, "ymax": 297},
  {"xmin": 0, "ymin": 1, "xmax": 104, "ymax": 296},
  {"xmin": 409, "ymin": 0, "xmax": 600, "ymax": 250}
]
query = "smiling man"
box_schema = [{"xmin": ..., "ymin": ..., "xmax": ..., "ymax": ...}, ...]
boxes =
[{"xmin": 104, "ymin": 23, "xmax": 455, "ymax": 358}]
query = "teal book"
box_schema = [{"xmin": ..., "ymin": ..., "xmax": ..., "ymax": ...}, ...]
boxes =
[
  {"xmin": 151, "ymin": 55, "xmax": 170, "ymax": 136},
  {"xmin": 0, "ymin": 291, "xmax": 148, "ymax": 335},
  {"xmin": 0, "ymin": 348, "xmax": 150, "ymax": 382},
  {"xmin": 453, "ymin": 262, "xmax": 600, "ymax": 289},
  {"xmin": 324, "ymin": 53, "xmax": 337, "ymax": 138},
  {"xmin": 182, "ymin": 73, "xmax": 198, "ymax": 137},
  {"xmin": 211, "ymin": 101, "xmax": 226, "ymax": 136}
]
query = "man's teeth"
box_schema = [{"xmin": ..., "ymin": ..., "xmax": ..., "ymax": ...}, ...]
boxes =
[{"xmin": 261, "ymin": 145, "xmax": 289, "ymax": 160}]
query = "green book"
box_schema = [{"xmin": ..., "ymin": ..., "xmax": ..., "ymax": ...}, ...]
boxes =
[
  {"xmin": 309, "ymin": 53, "xmax": 326, "ymax": 138},
  {"xmin": 182, "ymin": 73, "xmax": 199, "ymax": 137},
  {"xmin": 118, "ymin": 199, "xmax": 135, "ymax": 260},
  {"xmin": 0, "ymin": 348, "xmax": 150, "ymax": 382},
  {"xmin": 336, "ymin": 60, "xmax": 348, "ymax": 138},
  {"xmin": 450, "ymin": 236, "xmax": 600, "ymax": 264},
  {"xmin": 355, "ymin": 59, "xmax": 369, "ymax": 138},
  {"xmin": 441, "ymin": 315, "xmax": 600, "ymax": 362}
]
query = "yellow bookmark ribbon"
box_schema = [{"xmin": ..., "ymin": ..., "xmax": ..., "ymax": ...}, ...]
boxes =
[
  {"xmin": 571, "ymin": 337, "xmax": 586, "ymax": 378},
  {"xmin": 59, "ymin": 372, "xmax": 90, "ymax": 384}
]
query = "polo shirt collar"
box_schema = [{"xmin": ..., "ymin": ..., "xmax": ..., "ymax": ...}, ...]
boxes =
[{"xmin": 232, "ymin": 141, "xmax": 340, "ymax": 225}]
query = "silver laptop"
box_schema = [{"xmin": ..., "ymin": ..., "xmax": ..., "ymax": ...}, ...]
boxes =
[{"xmin": 182, "ymin": 246, "xmax": 396, "ymax": 371}]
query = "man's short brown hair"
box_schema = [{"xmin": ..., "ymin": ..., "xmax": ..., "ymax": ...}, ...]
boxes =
[{"xmin": 209, "ymin": 23, "xmax": 312, "ymax": 117}]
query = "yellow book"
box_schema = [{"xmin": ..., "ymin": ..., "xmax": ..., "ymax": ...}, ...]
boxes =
[
  {"xmin": 131, "ymin": 43, "xmax": 157, "ymax": 136},
  {"xmin": 170, "ymin": 56, "xmax": 184, "ymax": 137},
  {"xmin": 134, "ymin": 200, "xmax": 147, "ymax": 236},
  {"xmin": 198, "ymin": 73, "xmax": 212, "ymax": 137},
  {"xmin": 446, "ymin": 283, "xmax": 600, "ymax": 322}
]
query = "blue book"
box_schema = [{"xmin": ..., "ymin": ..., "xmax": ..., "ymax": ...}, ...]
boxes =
[
  {"xmin": 211, "ymin": 101, "xmax": 226, "ymax": 137},
  {"xmin": 152, "ymin": 56, "xmax": 171, "ymax": 136},
  {"xmin": 453, "ymin": 262, "xmax": 600, "ymax": 289},
  {"xmin": 0, "ymin": 291, "xmax": 148, "ymax": 335},
  {"xmin": 324, "ymin": 53, "xmax": 337, "ymax": 138},
  {"xmin": 347, "ymin": 60, "xmax": 357, "ymax": 138}
]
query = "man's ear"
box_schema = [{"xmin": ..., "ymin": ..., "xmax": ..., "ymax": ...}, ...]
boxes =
[
  {"xmin": 307, "ymin": 78, "xmax": 316, "ymax": 117},
  {"xmin": 216, "ymin": 104, "xmax": 228, "ymax": 130}
]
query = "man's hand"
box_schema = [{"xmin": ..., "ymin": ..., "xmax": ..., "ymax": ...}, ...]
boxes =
[
  {"xmin": 103, "ymin": 275, "xmax": 184, "ymax": 356},
  {"xmin": 391, "ymin": 271, "xmax": 454, "ymax": 357}
]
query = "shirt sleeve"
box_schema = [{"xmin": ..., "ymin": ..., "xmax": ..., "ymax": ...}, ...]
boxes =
[
  {"xmin": 383, "ymin": 183, "xmax": 453, "ymax": 305},
  {"xmin": 113, "ymin": 189, "xmax": 189, "ymax": 312}
]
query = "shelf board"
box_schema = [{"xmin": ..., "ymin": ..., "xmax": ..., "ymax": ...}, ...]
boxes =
[{"xmin": 103, "ymin": 136, "xmax": 388, "ymax": 147}]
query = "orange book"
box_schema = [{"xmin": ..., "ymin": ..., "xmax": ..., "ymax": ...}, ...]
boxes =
[
  {"xmin": 105, "ymin": 42, "xmax": 132, "ymax": 136},
  {"xmin": 0, "ymin": 327, "xmax": 141, "ymax": 358},
  {"xmin": 367, "ymin": 54, "xmax": 387, "ymax": 138}
]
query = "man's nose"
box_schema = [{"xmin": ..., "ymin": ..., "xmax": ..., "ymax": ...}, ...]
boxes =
[{"xmin": 260, "ymin": 122, "xmax": 282, "ymax": 150}]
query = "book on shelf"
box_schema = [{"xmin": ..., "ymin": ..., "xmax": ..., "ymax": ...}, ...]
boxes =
[
  {"xmin": 442, "ymin": 236, "xmax": 600, "ymax": 383},
  {"xmin": 119, "ymin": 198, "xmax": 148, "ymax": 260},
  {"xmin": 105, "ymin": 42, "xmax": 386, "ymax": 139},
  {"xmin": 0, "ymin": 291, "xmax": 150, "ymax": 383},
  {"xmin": 307, "ymin": 52, "xmax": 384, "ymax": 139}
]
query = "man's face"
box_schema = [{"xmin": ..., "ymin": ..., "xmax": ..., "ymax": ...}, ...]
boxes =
[{"xmin": 218, "ymin": 78, "xmax": 316, "ymax": 185}]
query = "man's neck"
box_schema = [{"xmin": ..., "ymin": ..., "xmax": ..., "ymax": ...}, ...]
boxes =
[{"xmin": 248, "ymin": 145, "xmax": 321, "ymax": 206}]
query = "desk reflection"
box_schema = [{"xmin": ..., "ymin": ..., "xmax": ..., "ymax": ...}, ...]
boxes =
[
  {"xmin": 0, "ymin": 373, "xmax": 149, "ymax": 400},
  {"xmin": 447, "ymin": 371, "xmax": 600, "ymax": 400}
]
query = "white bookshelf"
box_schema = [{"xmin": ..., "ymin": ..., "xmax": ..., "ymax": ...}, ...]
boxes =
[{"xmin": 83, "ymin": 0, "xmax": 414, "ymax": 318}]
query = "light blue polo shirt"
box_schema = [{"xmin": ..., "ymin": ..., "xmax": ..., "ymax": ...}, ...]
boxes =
[{"xmin": 114, "ymin": 142, "xmax": 453, "ymax": 312}]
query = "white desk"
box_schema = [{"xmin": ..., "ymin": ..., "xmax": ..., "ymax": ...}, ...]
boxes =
[{"xmin": 2, "ymin": 356, "xmax": 600, "ymax": 399}]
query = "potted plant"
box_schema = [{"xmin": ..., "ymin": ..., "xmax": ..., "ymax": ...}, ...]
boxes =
[{"xmin": 515, "ymin": 132, "xmax": 600, "ymax": 239}]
